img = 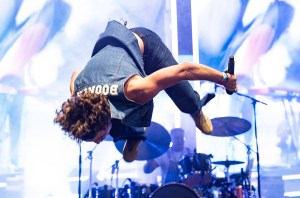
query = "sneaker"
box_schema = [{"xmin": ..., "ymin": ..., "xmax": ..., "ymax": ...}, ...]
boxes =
[
  {"xmin": 191, "ymin": 93, "xmax": 215, "ymax": 134},
  {"xmin": 122, "ymin": 139, "xmax": 142, "ymax": 162},
  {"xmin": 192, "ymin": 109, "xmax": 213, "ymax": 134}
]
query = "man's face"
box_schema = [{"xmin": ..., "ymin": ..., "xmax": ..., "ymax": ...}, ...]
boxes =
[
  {"xmin": 85, "ymin": 121, "xmax": 112, "ymax": 144},
  {"xmin": 171, "ymin": 131, "xmax": 185, "ymax": 150}
]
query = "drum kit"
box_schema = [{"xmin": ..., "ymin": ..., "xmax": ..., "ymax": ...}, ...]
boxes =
[
  {"xmin": 83, "ymin": 75, "xmax": 300, "ymax": 198},
  {"xmin": 83, "ymin": 115, "xmax": 258, "ymax": 198},
  {"xmin": 173, "ymin": 117, "xmax": 255, "ymax": 198},
  {"xmin": 81, "ymin": 85, "xmax": 300, "ymax": 197}
]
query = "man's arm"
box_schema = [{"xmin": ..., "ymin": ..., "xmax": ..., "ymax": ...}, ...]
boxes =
[
  {"xmin": 125, "ymin": 62, "xmax": 237, "ymax": 104},
  {"xmin": 143, "ymin": 159, "xmax": 159, "ymax": 173},
  {"xmin": 70, "ymin": 71, "xmax": 79, "ymax": 97}
]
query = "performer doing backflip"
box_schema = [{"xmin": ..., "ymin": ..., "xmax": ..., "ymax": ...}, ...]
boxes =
[{"xmin": 54, "ymin": 20, "xmax": 238, "ymax": 162}]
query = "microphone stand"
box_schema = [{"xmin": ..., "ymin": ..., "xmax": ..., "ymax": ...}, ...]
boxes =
[
  {"xmin": 87, "ymin": 151, "xmax": 93, "ymax": 198},
  {"xmin": 106, "ymin": 159, "xmax": 122, "ymax": 198},
  {"xmin": 230, "ymin": 134, "xmax": 257, "ymax": 196},
  {"xmin": 78, "ymin": 142, "xmax": 82, "ymax": 198},
  {"xmin": 215, "ymin": 84, "xmax": 267, "ymax": 197},
  {"xmin": 114, "ymin": 160, "xmax": 119, "ymax": 198},
  {"xmin": 235, "ymin": 91, "xmax": 267, "ymax": 198}
]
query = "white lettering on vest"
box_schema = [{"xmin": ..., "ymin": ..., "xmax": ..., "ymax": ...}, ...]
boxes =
[
  {"xmin": 102, "ymin": 85, "xmax": 109, "ymax": 95},
  {"xmin": 95, "ymin": 85, "xmax": 102, "ymax": 94},
  {"xmin": 88, "ymin": 86, "xmax": 95, "ymax": 93},
  {"xmin": 77, "ymin": 84, "xmax": 119, "ymax": 96},
  {"xmin": 110, "ymin": 85, "xmax": 118, "ymax": 95}
]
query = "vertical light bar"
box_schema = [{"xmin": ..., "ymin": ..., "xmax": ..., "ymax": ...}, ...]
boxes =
[
  {"xmin": 170, "ymin": 0, "xmax": 179, "ymax": 61},
  {"xmin": 191, "ymin": 0, "xmax": 202, "ymax": 152},
  {"xmin": 170, "ymin": 0, "xmax": 180, "ymax": 127},
  {"xmin": 191, "ymin": 0, "xmax": 200, "ymax": 92}
]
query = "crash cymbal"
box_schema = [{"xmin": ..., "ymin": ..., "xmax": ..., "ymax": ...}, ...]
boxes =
[
  {"xmin": 115, "ymin": 122, "xmax": 171, "ymax": 161},
  {"xmin": 212, "ymin": 160, "xmax": 244, "ymax": 167},
  {"xmin": 210, "ymin": 117, "xmax": 251, "ymax": 137}
]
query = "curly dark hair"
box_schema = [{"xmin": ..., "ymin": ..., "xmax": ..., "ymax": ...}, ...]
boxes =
[{"xmin": 54, "ymin": 91, "xmax": 111, "ymax": 142}]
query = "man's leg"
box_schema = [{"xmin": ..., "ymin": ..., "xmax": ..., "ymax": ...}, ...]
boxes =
[
  {"xmin": 132, "ymin": 27, "xmax": 214, "ymax": 133},
  {"xmin": 110, "ymin": 120, "xmax": 146, "ymax": 162}
]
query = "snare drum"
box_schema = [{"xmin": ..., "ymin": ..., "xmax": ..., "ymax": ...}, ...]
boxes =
[{"xmin": 150, "ymin": 183, "xmax": 199, "ymax": 198}]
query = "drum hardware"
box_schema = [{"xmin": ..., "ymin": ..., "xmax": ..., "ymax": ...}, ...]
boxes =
[
  {"xmin": 228, "ymin": 132, "xmax": 257, "ymax": 197},
  {"xmin": 83, "ymin": 145, "xmax": 120, "ymax": 198},
  {"xmin": 83, "ymin": 182, "xmax": 99, "ymax": 198},
  {"xmin": 85, "ymin": 143, "xmax": 122, "ymax": 198},
  {"xmin": 211, "ymin": 133, "xmax": 258, "ymax": 198},
  {"xmin": 214, "ymin": 86, "xmax": 267, "ymax": 198},
  {"xmin": 179, "ymin": 152, "xmax": 214, "ymax": 188},
  {"xmin": 225, "ymin": 168, "xmax": 257, "ymax": 198},
  {"xmin": 114, "ymin": 122, "xmax": 171, "ymax": 161},
  {"xmin": 119, "ymin": 178, "xmax": 159, "ymax": 198},
  {"xmin": 212, "ymin": 158, "xmax": 247, "ymax": 198},
  {"xmin": 235, "ymin": 90, "xmax": 267, "ymax": 198},
  {"xmin": 212, "ymin": 121, "xmax": 256, "ymax": 198},
  {"xmin": 212, "ymin": 158, "xmax": 244, "ymax": 184},
  {"xmin": 84, "ymin": 184, "xmax": 120, "ymax": 198}
]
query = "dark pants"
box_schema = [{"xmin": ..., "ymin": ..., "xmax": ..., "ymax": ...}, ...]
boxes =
[{"xmin": 131, "ymin": 27, "xmax": 202, "ymax": 115}]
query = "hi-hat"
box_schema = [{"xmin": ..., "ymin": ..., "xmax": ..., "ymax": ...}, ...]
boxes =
[
  {"xmin": 212, "ymin": 160, "xmax": 244, "ymax": 167},
  {"xmin": 210, "ymin": 117, "xmax": 251, "ymax": 137},
  {"xmin": 115, "ymin": 122, "xmax": 171, "ymax": 161}
]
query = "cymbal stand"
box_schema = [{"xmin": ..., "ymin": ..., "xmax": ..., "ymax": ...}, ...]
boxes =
[
  {"xmin": 230, "ymin": 135, "xmax": 256, "ymax": 194},
  {"xmin": 78, "ymin": 142, "xmax": 82, "ymax": 198},
  {"xmin": 224, "ymin": 156, "xmax": 230, "ymax": 183},
  {"xmin": 220, "ymin": 160, "xmax": 236, "ymax": 198},
  {"xmin": 235, "ymin": 92, "xmax": 267, "ymax": 198},
  {"xmin": 86, "ymin": 144, "xmax": 98, "ymax": 198}
]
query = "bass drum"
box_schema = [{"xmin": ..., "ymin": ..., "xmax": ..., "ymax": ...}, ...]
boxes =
[{"xmin": 149, "ymin": 183, "xmax": 199, "ymax": 198}]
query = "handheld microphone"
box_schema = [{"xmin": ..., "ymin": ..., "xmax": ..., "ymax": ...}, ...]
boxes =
[{"xmin": 226, "ymin": 56, "xmax": 235, "ymax": 95}]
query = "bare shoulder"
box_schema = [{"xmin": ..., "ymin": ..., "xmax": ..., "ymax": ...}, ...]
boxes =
[{"xmin": 70, "ymin": 71, "xmax": 79, "ymax": 96}]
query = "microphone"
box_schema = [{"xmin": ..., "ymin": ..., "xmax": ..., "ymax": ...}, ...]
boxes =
[{"xmin": 226, "ymin": 56, "xmax": 235, "ymax": 95}]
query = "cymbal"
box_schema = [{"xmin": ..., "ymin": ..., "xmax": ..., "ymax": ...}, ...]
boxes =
[
  {"xmin": 212, "ymin": 160, "xmax": 244, "ymax": 167},
  {"xmin": 210, "ymin": 117, "xmax": 251, "ymax": 137},
  {"xmin": 114, "ymin": 122, "xmax": 171, "ymax": 161}
]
